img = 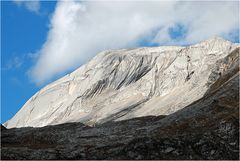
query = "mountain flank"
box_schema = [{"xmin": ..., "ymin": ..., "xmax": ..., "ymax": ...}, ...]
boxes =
[{"xmin": 1, "ymin": 37, "xmax": 239, "ymax": 160}]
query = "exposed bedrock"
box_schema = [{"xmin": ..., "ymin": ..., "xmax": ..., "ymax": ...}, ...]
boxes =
[{"xmin": 4, "ymin": 37, "xmax": 239, "ymax": 128}]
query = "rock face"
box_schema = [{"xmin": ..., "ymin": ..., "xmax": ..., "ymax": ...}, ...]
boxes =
[
  {"xmin": 1, "ymin": 37, "xmax": 239, "ymax": 160},
  {"xmin": 4, "ymin": 37, "xmax": 239, "ymax": 128},
  {"xmin": 1, "ymin": 55, "xmax": 239, "ymax": 159}
]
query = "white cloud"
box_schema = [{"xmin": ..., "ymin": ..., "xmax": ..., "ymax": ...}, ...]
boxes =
[
  {"xmin": 13, "ymin": 0, "xmax": 40, "ymax": 13},
  {"xmin": 29, "ymin": 0, "xmax": 239, "ymax": 85}
]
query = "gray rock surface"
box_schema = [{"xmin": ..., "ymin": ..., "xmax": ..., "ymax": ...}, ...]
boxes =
[{"xmin": 4, "ymin": 37, "xmax": 239, "ymax": 128}]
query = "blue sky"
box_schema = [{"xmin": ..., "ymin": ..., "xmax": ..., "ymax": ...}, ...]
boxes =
[
  {"xmin": 1, "ymin": 1, "xmax": 239, "ymax": 123},
  {"xmin": 1, "ymin": 1, "xmax": 56, "ymax": 123}
]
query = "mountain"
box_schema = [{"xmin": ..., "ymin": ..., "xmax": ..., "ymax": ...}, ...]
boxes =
[
  {"xmin": 1, "ymin": 37, "xmax": 239, "ymax": 160},
  {"xmin": 4, "ymin": 37, "xmax": 239, "ymax": 128}
]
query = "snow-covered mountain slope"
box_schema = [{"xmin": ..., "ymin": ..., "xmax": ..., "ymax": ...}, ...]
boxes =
[{"xmin": 4, "ymin": 37, "xmax": 239, "ymax": 128}]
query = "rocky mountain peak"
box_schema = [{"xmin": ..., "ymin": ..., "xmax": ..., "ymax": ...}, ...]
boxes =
[
  {"xmin": 4, "ymin": 37, "xmax": 239, "ymax": 128},
  {"xmin": 1, "ymin": 37, "xmax": 239, "ymax": 160}
]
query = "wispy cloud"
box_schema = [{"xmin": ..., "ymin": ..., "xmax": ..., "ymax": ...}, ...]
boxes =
[
  {"xmin": 2, "ymin": 52, "xmax": 38, "ymax": 71},
  {"xmin": 28, "ymin": 0, "xmax": 239, "ymax": 85},
  {"xmin": 13, "ymin": 0, "xmax": 40, "ymax": 13},
  {"xmin": 2, "ymin": 57, "xmax": 23, "ymax": 70}
]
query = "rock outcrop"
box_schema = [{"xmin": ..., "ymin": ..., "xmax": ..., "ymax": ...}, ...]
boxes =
[{"xmin": 4, "ymin": 37, "xmax": 239, "ymax": 129}]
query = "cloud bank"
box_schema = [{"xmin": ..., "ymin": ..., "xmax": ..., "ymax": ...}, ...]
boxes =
[{"xmin": 29, "ymin": 0, "xmax": 239, "ymax": 85}]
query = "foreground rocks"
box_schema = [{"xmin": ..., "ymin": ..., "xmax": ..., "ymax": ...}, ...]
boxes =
[{"xmin": 1, "ymin": 64, "xmax": 239, "ymax": 159}]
